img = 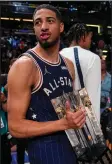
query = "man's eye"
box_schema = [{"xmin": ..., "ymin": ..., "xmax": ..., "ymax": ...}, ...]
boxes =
[
  {"xmin": 48, "ymin": 20, "xmax": 54, "ymax": 23},
  {"xmin": 35, "ymin": 21, "xmax": 41, "ymax": 25}
]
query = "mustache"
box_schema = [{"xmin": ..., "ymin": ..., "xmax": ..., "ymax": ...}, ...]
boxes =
[{"xmin": 36, "ymin": 36, "xmax": 59, "ymax": 49}]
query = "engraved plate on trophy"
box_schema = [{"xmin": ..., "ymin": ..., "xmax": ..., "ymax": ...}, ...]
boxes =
[{"xmin": 51, "ymin": 89, "xmax": 106, "ymax": 159}]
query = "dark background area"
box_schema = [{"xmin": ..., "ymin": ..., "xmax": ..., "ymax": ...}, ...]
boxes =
[{"xmin": 0, "ymin": 1, "xmax": 112, "ymax": 73}]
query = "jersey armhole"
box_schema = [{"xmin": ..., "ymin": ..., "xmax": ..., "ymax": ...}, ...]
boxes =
[{"xmin": 21, "ymin": 53, "xmax": 43, "ymax": 94}]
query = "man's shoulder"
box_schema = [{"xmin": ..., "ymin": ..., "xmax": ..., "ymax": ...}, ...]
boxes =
[
  {"xmin": 60, "ymin": 47, "xmax": 74, "ymax": 57},
  {"xmin": 60, "ymin": 46, "xmax": 99, "ymax": 60},
  {"xmin": 9, "ymin": 55, "xmax": 35, "ymax": 77},
  {"xmin": 77, "ymin": 46, "xmax": 99, "ymax": 59},
  {"xmin": 16, "ymin": 55, "xmax": 34, "ymax": 67}
]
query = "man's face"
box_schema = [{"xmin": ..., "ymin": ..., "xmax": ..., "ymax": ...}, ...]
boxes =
[
  {"xmin": 33, "ymin": 8, "xmax": 64, "ymax": 49},
  {"xmin": 83, "ymin": 32, "xmax": 92, "ymax": 49}
]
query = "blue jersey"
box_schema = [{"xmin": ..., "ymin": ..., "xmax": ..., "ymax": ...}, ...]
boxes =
[{"xmin": 25, "ymin": 50, "xmax": 77, "ymax": 164}]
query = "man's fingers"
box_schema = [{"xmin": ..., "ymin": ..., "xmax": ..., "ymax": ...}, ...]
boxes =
[
  {"xmin": 73, "ymin": 109, "xmax": 86, "ymax": 119},
  {"xmin": 65, "ymin": 101, "xmax": 71, "ymax": 112},
  {"xmin": 73, "ymin": 112, "xmax": 86, "ymax": 125},
  {"xmin": 79, "ymin": 117, "xmax": 86, "ymax": 128}
]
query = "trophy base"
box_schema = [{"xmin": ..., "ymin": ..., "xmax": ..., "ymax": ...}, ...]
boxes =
[{"xmin": 76, "ymin": 144, "xmax": 106, "ymax": 162}]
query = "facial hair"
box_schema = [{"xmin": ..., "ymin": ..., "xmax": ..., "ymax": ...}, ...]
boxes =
[{"xmin": 37, "ymin": 37, "xmax": 59, "ymax": 49}]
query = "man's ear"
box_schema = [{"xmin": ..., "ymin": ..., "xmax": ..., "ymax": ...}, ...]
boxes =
[
  {"xmin": 82, "ymin": 35, "xmax": 86, "ymax": 42},
  {"xmin": 60, "ymin": 22, "xmax": 64, "ymax": 33}
]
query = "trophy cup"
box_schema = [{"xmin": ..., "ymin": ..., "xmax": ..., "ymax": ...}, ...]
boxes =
[{"xmin": 51, "ymin": 89, "xmax": 106, "ymax": 161}]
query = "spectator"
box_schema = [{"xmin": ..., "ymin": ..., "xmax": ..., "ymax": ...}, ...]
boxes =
[
  {"xmin": 60, "ymin": 21, "xmax": 101, "ymax": 122},
  {"xmin": 100, "ymin": 57, "xmax": 111, "ymax": 113},
  {"xmin": 0, "ymin": 80, "xmax": 12, "ymax": 164}
]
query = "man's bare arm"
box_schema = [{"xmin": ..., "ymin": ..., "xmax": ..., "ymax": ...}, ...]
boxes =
[{"xmin": 7, "ymin": 57, "xmax": 68, "ymax": 138}]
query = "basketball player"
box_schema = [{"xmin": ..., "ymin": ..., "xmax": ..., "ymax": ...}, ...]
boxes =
[
  {"xmin": 60, "ymin": 21, "xmax": 101, "ymax": 122},
  {"xmin": 7, "ymin": 5, "xmax": 86, "ymax": 164}
]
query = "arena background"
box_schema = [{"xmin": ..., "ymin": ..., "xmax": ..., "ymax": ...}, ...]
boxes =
[
  {"xmin": 0, "ymin": 1, "xmax": 112, "ymax": 74},
  {"xmin": 0, "ymin": 1, "xmax": 112, "ymax": 164}
]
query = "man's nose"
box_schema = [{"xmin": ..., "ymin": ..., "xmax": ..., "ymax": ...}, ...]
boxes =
[{"xmin": 41, "ymin": 22, "xmax": 49, "ymax": 31}]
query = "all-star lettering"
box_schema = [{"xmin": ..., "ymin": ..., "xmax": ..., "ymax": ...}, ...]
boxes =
[
  {"xmin": 60, "ymin": 77, "xmax": 64, "ymax": 86},
  {"xmin": 54, "ymin": 79, "xmax": 59, "ymax": 88},
  {"xmin": 43, "ymin": 77, "xmax": 72, "ymax": 96},
  {"xmin": 43, "ymin": 88, "xmax": 52, "ymax": 96}
]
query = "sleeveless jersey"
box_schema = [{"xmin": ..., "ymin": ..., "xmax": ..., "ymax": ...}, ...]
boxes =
[{"xmin": 24, "ymin": 50, "xmax": 77, "ymax": 164}]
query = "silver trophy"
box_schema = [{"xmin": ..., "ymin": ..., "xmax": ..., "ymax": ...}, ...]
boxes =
[{"xmin": 51, "ymin": 88, "xmax": 106, "ymax": 160}]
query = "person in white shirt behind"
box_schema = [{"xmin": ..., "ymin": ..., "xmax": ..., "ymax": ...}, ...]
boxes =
[{"xmin": 60, "ymin": 21, "xmax": 101, "ymax": 122}]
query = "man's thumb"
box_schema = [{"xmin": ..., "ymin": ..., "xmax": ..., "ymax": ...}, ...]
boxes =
[{"xmin": 65, "ymin": 100, "xmax": 71, "ymax": 112}]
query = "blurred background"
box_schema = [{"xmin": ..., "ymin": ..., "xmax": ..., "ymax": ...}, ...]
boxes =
[{"xmin": 0, "ymin": 1, "xmax": 112, "ymax": 73}]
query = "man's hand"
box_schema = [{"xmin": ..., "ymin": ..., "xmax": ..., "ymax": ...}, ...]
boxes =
[{"xmin": 65, "ymin": 101, "xmax": 86, "ymax": 129}]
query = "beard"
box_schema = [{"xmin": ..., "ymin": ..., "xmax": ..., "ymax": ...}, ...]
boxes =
[{"xmin": 37, "ymin": 37, "xmax": 59, "ymax": 49}]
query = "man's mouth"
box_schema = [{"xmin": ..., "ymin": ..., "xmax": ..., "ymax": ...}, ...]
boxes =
[{"xmin": 40, "ymin": 33, "xmax": 50, "ymax": 40}]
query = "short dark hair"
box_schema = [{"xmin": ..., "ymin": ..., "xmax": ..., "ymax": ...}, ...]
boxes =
[
  {"xmin": 33, "ymin": 4, "xmax": 62, "ymax": 22},
  {"xmin": 65, "ymin": 19, "xmax": 92, "ymax": 46}
]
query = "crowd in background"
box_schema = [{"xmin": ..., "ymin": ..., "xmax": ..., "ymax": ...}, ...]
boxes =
[
  {"xmin": 1, "ymin": 32, "xmax": 112, "ymax": 74},
  {"xmin": 1, "ymin": 33, "xmax": 37, "ymax": 73}
]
